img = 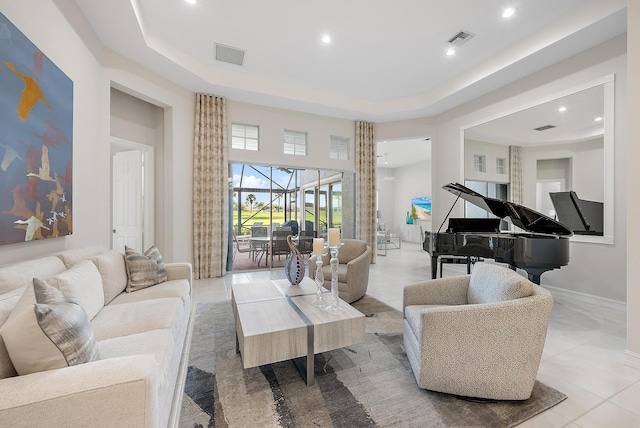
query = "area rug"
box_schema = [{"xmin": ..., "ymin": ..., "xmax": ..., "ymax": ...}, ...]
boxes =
[{"xmin": 179, "ymin": 296, "xmax": 566, "ymax": 428}]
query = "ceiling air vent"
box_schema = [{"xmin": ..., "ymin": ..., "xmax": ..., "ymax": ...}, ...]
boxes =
[
  {"xmin": 533, "ymin": 125, "xmax": 556, "ymax": 131},
  {"xmin": 447, "ymin": 30, "xmax": 475, "ymax": 47},
  {"xmin": 215, "ymin": 43, "xmax": 245, "ymax": 66}
]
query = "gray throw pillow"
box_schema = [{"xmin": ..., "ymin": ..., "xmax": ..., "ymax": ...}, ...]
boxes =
[{"xmin": 124, "ymin": 245, "xmax": 168, "ymax": 292}]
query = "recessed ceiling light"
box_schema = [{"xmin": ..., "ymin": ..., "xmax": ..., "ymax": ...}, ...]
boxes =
[
  {"xmin": 502, "ymin": 7, "xmax": 515, "ymax": 18},
  {"xmin": 595, "ymin": 116, "xmax": 603, "ymax": 122},
  {"xmin": 185, "ymin": 0, "xmax": 196, "ymax": 4},
  {"xmin": 446, "ymin": 48, "xmax": 456, "ymax": 56},
  {"xmin": 321, "ymin": 34, "xmax": 331, "ymax": 44},
  {"xmin": 558, "ymin": 106, "xmax": 567, "ymax": 112}
]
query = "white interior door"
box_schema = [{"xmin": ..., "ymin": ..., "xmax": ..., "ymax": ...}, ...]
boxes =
[
  {"xmin": 112, "ymin": 150, "xmax": 143, "ymax": 250},
  {"xmin": 536, "ymin": 179, "xmax": 565, "ymax": 219}
]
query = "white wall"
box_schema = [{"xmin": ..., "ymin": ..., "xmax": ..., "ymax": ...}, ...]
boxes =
[
  {"xmin": 110, "ymin": 88, "xmax": 166, "ymax": 252},
  {"xmin": 228, "ymin": 101, "xmax": 356, "ymax": 172},
  {"xmin": 104, "ymin": 50, "xmax": 195, "ymax": 263},
  {"xmin": 521, "ymin": 138, "xmax": 604, "ymax": 209},
  {"xmin": 111, "ymin": 88, "xmax": 163, "ymax": 147},
  {"xmin": 464, "ymin": 140, "xmax": 510, "ymax": 183},
  {"xmin": 375, "ymin": 119, "xmax": 436, "ymax": 240},
  {"xmin": 627, "ymin": 2, "xmax": 640, "ymax": 363},
  {"xmin": 376, "ymin": 160, "xmax": 432, "ymax": 238},
  {"xmin": 536, "ymin": 158, "xmax": 571, "ymax": 182},
  {"xmin": 376, "ymin": 170, "xmax": 396, "ymax": 229}
]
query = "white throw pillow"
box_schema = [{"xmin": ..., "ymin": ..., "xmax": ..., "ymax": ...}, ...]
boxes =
[
  {"xmin": 91, "ymin": 249, "xmax": 128, "ymax": 305},
  {"xmin": 46, "ymin": 260, "xmax": 105, "ymax": 320},
  {"xmin": 0, "ymin": 279, "xmax": 99, "ymax": 375},
  {"xmin": 467, "ymin": 262, "xmax": 533, "ymax": 304}
]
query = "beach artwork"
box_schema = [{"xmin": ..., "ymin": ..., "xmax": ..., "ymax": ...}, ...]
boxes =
[{"xmin": 411, "ymin": 196, "xmax": 431, "ymax": 220}]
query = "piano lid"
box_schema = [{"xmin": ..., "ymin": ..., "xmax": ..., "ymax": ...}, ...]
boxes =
[{"xmin": 443, "ymin": 183, "xmax": 573, "ymax": 236}]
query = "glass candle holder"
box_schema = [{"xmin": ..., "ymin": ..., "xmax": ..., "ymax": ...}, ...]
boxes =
[
  {"xmin": 311, "ymin": 250, "xmax": 328, "ymax": 307},
  {"xmin": 325, "ymin": 243, "xmax": 344, "ymax": 314}
]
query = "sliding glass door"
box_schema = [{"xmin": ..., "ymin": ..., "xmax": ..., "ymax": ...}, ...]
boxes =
[
  {"xmin": 302, "ymin": 174, "xmax": 343, "ymax": 240},
  {"xmin": 229, "ymin": 164, "xmax": 345, "ymax": 271}
]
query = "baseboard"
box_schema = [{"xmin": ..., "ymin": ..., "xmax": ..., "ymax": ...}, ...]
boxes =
[
  {"xmin": 624, "ymin": 350, "xmax": 640, "ymax": 371},
  {"xmin": 167, "ymin": 304, "xmax": 196, "ymax": 428},
  {"xmin": 543, "ymin": 284, "xmax": 626, "ymax": 312}
]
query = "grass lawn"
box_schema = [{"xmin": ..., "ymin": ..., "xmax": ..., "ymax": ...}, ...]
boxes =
[
  {"xmin": 233, "ymin": 209, "xmax": 341, "ymax": 234},
  {"xmin": 233, "ymin": 210, "xmax": 287, "ymax": 234}
]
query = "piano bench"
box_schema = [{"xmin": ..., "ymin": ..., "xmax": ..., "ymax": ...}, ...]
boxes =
[{"xmin": 438, "ymin": 256, "xmax": 481, "ymax": 277}]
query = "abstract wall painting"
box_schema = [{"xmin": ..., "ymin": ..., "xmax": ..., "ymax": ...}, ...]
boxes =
[
  {"xmin": 0, "ymin": 12, "xmax": 73, "ymax": 245},
  {"xmin": 411, "ymin": 197, "xmax": 432, "ymax": 220}
]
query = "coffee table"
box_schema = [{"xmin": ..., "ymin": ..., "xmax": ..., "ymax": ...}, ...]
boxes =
[{"xmin": 231, "ymin": 277, "xmax": 366, "ymax": 385}]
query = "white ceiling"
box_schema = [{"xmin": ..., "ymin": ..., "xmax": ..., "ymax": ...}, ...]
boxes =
[
  {"xmin": 466, "ymin": 83, "xmax": 605, "ymax": 146},
  {"xmin": 377, "ymin": 138, "xmax": 432, "ymax": 170},
  {"xmin": 71, "ymin": 0, "xmax": 627, "ymax": 167}
]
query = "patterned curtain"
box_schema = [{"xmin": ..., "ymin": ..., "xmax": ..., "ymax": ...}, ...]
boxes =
[
  {"xmin": 192, "ymin": 94, "xmax": 228, "ymax": 279},
  {"xmin": 509, "ymin": 145, "xmax": 523, "ymax": 205},
  {"xmin": 356, "ymin": 121, "xmax": 377, "ymax": 264}
]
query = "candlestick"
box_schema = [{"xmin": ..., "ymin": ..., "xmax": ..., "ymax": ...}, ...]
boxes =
[
  {"xmin": 326, "ymin": 243, "xmax": 345, "ymax": 314},
  {"xmin": 311, "ymin": 249, "xmax": 328, "ymax": 307}
]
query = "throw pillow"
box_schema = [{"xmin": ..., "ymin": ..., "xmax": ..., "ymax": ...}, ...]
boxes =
[
  {"xmin": 45, "ymin": 260, "xmax": 105, "ymax": 320},
  {"xmin": 467, "ymin": 262, "xmax": 533, "ymax": 304},
  {"xmin": 0, "ymin": 279, "xmax": 99, "ymax": 375},
  {"xmin": 124, "ymin": 245, "xmax": 167, "ymax": 292},
  {"xmin": 91, "ymin": 249, "xmax": 128, "ymax": 304}
]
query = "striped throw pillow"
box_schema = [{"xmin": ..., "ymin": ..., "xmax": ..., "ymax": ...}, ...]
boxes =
[{"xmin": 124, "ymin": 246, "xmax": 168, "ymax": 292}]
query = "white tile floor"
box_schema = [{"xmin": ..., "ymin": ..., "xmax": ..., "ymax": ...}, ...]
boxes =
[{"xmin": 191, "ymin": 242, "xmax": 640, "ymax": 427}]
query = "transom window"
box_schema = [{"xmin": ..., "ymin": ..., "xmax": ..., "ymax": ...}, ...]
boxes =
[
  {"xmin": 330, "ymin": 135, "xmax": 349, "ymax": 160},
  {"xmin": 284, "ymin": 130, "xmax": 307, "ymax": 155},
  {"xmin": 232, "ymin": 123, "xmax": 259, "ymax": 151},
  {"xmin": 473, "ymin": 154, "xmax": 486, "ymax": 173},
  {"xmin": 496, "ymin": 157, "xmax": 507, "ymax": 174}
]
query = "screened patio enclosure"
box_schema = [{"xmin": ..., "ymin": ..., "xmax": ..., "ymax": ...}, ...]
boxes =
[{"xmin": 228, "ymin": 163, "xmax": 354, "ymax": 272}]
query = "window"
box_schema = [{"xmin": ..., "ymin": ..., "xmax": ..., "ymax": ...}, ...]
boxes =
[
  {"xmin": 330, "ymin": 135, "xmax": 349, "ymax": 160},
  {"xmin": 473, "ymin": 154, "xmax": 486, "ymax": 172},
  {"xmin": 231, "ymin": 124, "xmax": 259, "ymax": 151},
  {"xmin": 284, "ymin": 130, "xmax": 307, "ymax": 155},
  {"xmin": 496, "ymin": 157, "xmax": 507, "ymax": 174}
]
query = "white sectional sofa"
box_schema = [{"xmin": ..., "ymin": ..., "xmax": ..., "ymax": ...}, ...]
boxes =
[{"xmin": 0, "ymin": 246, "xmax": 192, "ymax": 428}]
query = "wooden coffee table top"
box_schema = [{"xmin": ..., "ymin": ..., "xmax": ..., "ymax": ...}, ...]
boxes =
[{"xmin": 231, "ymin": 277, "xmax": 366, "ymax": 372}]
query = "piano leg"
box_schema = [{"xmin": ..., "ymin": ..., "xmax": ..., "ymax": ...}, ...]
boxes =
[
  {"xmin": 527, "ymin": 272, "xmax": 542, "ymax": 285},
  {"xmin": 510, "ymin": 265, "xmax": 542, "ymax": 284},
  {"xmin": 431, "ymin": 255, "xmax": 438, "ymax": 279}
]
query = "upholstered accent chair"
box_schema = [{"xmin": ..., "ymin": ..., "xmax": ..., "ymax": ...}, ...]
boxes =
[
  {"xmin": 403, "ymin": 262, "xmax": 553, "ymax": 400},
  {"xmin": 308, "ymin": 238, "xmax": 372, "ymax": 303}
]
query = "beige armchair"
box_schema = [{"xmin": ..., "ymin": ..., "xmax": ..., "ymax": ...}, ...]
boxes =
[
  {"xmin": 402, "ymin": 262, "xmax": 553, "ymax": 400},
  {"xmin": 308, "ymin": 238, "xmax": 372, "ymax": 303}
]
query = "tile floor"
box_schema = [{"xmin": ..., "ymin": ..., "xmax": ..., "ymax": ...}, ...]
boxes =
[{"xmin": 191, "ymin": 242, "xmax": 640, "ymax": 427}]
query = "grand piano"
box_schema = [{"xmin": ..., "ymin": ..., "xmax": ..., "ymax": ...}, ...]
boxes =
[{"xmin": 424, "ymin": 183, "xmax": 572, "ymax": 284}]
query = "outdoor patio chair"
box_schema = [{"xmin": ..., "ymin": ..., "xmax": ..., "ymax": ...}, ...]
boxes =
[
  {"xmin": 270, "ymin": 230, "xmax": 291, "ymax": 261},
  {"xmin": 233, "ymin": 232, "xmax": 254, "ymax": 259}
]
